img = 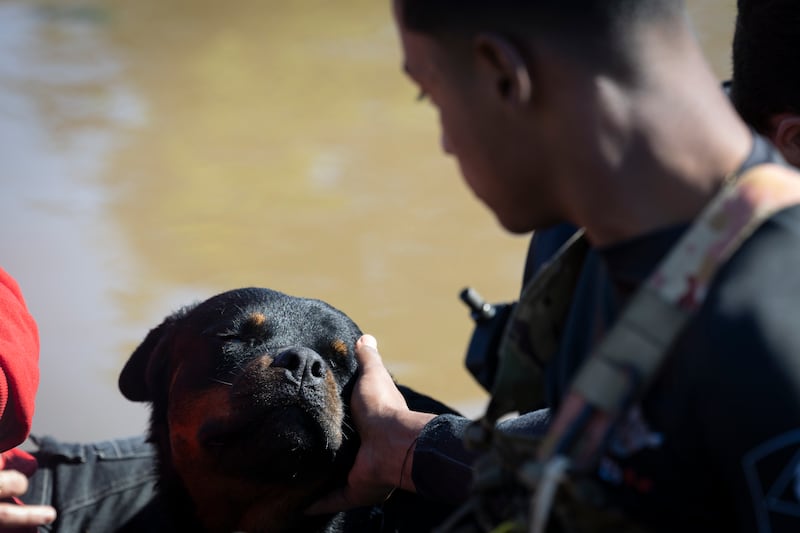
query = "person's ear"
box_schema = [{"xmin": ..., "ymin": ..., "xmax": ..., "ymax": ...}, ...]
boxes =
[
  {"xmin": 768, "ymin": 113, "xmax": 800, "ymax": 168},
  {"xmin": 473, "ymin": 33, "xmax": 533, "ymax": 105}
]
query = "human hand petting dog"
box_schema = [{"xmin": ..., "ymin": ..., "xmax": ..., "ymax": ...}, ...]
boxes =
[
  {"xmin": 307, "ymin": 334, "xmax": 436, "ymax": 514},
  {"xmin": 0, "ymin": 469, "xmax": 56, "ymax": 529}
]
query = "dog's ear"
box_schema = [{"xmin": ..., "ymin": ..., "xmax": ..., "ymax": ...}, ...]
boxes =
[
  {"xmin": 119, "ymin": 304, "xmax": 196, "ymax": 402},
  {"xmin": 119, "ymin": 319, "xmax": 174, "ymax": 402}
]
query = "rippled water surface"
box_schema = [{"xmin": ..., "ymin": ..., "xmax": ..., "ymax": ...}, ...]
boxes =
[{"xmin": 0, "ymin": 0, "xmax": 735, "ymax": 440}]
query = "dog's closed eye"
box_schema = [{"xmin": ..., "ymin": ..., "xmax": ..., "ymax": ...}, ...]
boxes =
[{"xmin": 216, "ymin": 312, "xmax": 271, "ymax": 344}]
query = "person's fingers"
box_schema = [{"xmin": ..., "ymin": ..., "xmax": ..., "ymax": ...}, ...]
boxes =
[
  {"xmin": 0, "ymin": 502, "xmax": 57, "ymax": 528},
  {"xmin": 0, "ymin": 470, "xmax": 29, "ymax": 497},
  {"xmin": 0, "ymin": 471, "xmax": 58, "ymax": 527}
]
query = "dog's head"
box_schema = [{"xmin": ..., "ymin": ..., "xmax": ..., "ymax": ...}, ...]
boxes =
[{"xmin": 119, "ymin": 287, "xmax": 363, "ymax": 532}]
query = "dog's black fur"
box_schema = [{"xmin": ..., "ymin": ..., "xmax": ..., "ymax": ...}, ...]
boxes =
[{"xmin": 119, "ymin": 287, "xmax": 457, "ymax": 532}]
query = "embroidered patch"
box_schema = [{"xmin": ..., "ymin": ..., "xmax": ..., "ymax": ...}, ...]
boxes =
[
  {"xmin": 608, "ymin": 406, "xmax": 664, "ymax": 458},
  {"xmin": 743, "ymin": 429, "xmax": 800, "ymax": 532}
]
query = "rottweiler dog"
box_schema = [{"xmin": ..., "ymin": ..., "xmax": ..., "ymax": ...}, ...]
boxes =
[{"xmin": 118, "ymin": 287, "xmax": 457, "ymax": 533}]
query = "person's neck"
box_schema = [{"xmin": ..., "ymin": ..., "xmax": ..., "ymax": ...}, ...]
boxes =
[{"xmin": 566, "ymin": 37, "xmax": 752, "ymax": 247}]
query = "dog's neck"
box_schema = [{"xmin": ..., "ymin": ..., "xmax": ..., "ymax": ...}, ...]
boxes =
[
  {"xmin": 150, "ymin": 411, "xmax": 354, "ymax": 533},
  {"xmin": 163, "ymin": 459, "xmax": 338, "ymax": 532},
  {"xmin": 199, "ymin": 489, "xmax": 330, "ymax": 532}
]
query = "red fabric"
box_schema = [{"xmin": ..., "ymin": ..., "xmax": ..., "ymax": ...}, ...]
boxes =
[
  {"xmin": 0, "ymin": 266, "xmax": 39, "ymax": 452},
  {"xmin": 0, "ymin": 448, "xmax": 37, "ymax": 477}
]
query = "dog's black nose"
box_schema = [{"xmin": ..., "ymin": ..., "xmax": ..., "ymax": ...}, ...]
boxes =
[{"xmin": 272, "ymin": 347, "xmax": 326, "ymax": 385}]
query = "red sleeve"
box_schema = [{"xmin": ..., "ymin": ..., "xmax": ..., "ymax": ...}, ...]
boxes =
[{"xmin": 0, "ymin": 266, "xmax": 40, "ymax": 452}]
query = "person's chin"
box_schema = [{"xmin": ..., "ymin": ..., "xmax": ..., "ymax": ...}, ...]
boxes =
[{"xmin": 490, "ymin": 209, "xmax": 539, "ymax": 234}]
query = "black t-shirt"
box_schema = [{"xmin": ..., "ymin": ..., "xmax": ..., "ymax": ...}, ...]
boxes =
[{"xmin": 414, "ymin": 135, "xmax": 800, "ymax": 532}]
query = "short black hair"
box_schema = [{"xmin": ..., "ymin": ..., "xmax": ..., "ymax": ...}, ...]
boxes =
[
  {"xmin": 398, "ymin": 0, "xmax": 685, "ymax": 74},
  {"xmin": 731, "ymin": 0, "xmax": 800, "ymax": 133}
]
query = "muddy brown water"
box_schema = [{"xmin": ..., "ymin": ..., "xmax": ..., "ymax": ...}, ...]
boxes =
[{"xmin": 0, "ymin": 0, "xmax": 736, "ymax": 441}]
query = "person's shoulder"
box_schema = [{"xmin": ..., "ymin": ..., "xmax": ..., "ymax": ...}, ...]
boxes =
[
  {"xmin": 711, "ymin": 203, "xmax": 800, "ymax": 292},
  {"xmin": 694, "ymin": 203, "xmax": 800, "ymax": 350},
  {"xmin": 665, "ymin": 205, "xmax": 800, "ymax": 409},
  {"xmin": 768, "ymin": 201, "xmax": 800, "ymax": 230},
  {"xmin": 734, "ymin": 203, "xmax": 800, "ymax": 264}
]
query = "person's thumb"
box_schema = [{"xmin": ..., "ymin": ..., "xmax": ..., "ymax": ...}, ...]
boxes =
[
  {"xmin": 358, "ymin": 334, "xmax": 377, "ymax": 350},
  {"xmin": 354, "ymin": 334, "xmax": 383, "ymax": 369}
]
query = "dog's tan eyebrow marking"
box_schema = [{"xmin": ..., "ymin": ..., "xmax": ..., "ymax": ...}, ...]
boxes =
[
  {"xmin": 247, "ymin": 312, "xmax": 267, "ymax": 326},
  {"xmin": 234, "ymin": 311, "xmax": 270, "ymax": 340},
  {"xmin": 331, "ymin": 339, "xmax": 348, "ymax": 357}
]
